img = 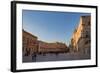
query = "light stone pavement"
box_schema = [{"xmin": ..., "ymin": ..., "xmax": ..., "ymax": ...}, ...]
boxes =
[{"xmin": 23, "ymin": 52, "xmax": 90, "ymax": 62}]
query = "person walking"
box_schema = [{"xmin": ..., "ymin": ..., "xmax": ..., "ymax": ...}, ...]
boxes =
[{"xmin": 32, "ymin": 53, "xmax": 36, "ymax": 62}]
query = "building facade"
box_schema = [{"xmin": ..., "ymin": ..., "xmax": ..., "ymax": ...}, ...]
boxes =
[
  {"xmin": 71, "ymin": 16, "xmax": 91, "ymax": 54},
  {"xmin": 38, "ymin": 41, "xmax": 68, "ymax": 53},
  {"xmin": 23, "ymin": 30, "xmax": 38, "ymax": 56},
  {"xmin": 23, "ymin": 30, "xmax": 68, "ymax": 56}
]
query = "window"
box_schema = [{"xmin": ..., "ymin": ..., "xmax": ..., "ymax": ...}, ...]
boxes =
[
  {"xmin": 82, "ymin": 24, "xmax": 85, "ymax": 26},
  {"xmin": 85, "ymin": 40, "xmax": 90, "ymax": 45},
  {"xmin": 88, "ymin": 21, "xmax": 90, "ymax": 26},
  {"xmin": 86, "ymin": 34, "xmax": 89, "ymax": 38}
]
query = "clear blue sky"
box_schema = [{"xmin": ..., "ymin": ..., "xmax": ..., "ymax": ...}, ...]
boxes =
[{"xmin": 22, "ymin": 10, "xmax": 90, "ymax": 45}]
